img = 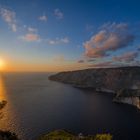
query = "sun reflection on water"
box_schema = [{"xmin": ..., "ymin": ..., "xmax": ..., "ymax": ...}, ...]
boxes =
[
  {"xmin": 0, "ymin": 74, "xmax": 7, "ymax": 100},
  {"xmin": 0, "ymin": 74, "xmax": 24, "ymax": 139}
]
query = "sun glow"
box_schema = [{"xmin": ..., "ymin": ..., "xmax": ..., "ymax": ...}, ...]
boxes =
[{"xmin": 0, "ymin": 59, "xmax": 5, "ymax": 71}]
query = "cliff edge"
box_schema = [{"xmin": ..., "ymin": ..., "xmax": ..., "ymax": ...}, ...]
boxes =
[{"xmin": 49, "ymin": 66, "xmax": 140, "ymax": 109}]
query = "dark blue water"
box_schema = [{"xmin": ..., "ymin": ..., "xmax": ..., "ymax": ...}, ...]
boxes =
[{"xmin": 0, "ymin": 73, "xmax": 140, "ymax": 140}]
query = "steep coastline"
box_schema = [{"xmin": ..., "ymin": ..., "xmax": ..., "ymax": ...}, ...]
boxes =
[{"xmin": 49, "ymin": 66, "xmax": 140, "ymax": 109}]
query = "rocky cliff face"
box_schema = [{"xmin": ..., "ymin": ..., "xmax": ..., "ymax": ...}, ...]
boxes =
[
  {"xmin": 113, "ymin": 97, "xmax": 140, "ymax": 109},
  {"xmin": 49, "ymin": 66, "xmax": 140, "ymax": 109},
  {"xmin": 113, "ymin": 89, "xmax": 140, "ymax": 109}
]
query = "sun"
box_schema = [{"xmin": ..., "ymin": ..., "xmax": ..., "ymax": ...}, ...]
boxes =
[{"xmin": 0, "ymin": 59, "xmax": 5, "ymax": 71}]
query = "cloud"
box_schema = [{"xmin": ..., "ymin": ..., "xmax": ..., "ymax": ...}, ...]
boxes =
[
  {"xmin": 87, "ymin": 51, "xmax": 139, "ymax": 68},
  {"xmin": 77, "ymin": 60, "xmax": 84, "ymax": 63},
  {"xmin": 84, "ymin": 23, "xmax": 135, "ymax": 58},
  {"xmin": 0, "ymin": 7, "xmax": 17, "ymax": 32},
  {"xmin": 20, "ymin": 33, "xmax": 40, "ymax": 42},
  {"xmin": 39, "ymin": 15, "xmax": 47, "ymax": 21},
  {"xmin": 47, "ymin": 37, "xmax": 69, "ymax": 45},
  {"xmin": 113, "ymin": 52, "xmax": 138, "ymax": 62},
  {"xmin": 88, "ymin": 61, "xmax": 135, "ymax": 68},
  {"xmin": 28, "ymin": 27, "xmax": 37, "ymax": 32},
  {"xmin": 54, "ymin": 9, "xmax": 63, "ymax": 19},
  {"xmin": 88, "ymin": 61, "xmax": 113, "ymax": 68},
  {"xmin": 87, "ymin": 59, "xmax": 96, "ymax": 62}
]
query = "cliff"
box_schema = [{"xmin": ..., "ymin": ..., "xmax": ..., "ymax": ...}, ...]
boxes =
[
  {"xmin": 113, "ymin": 89, "xmax": 140, "ymax": 109},
  {"xmin": 49, "ymin": 66, "xmax": 140, "ymax": 109}
]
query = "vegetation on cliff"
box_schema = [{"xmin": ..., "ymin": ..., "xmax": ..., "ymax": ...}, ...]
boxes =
[{"xmin": 38, "ymin": 130, "xmax": 112, "ymax": 140}]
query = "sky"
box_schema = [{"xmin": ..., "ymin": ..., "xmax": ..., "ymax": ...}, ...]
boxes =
[{"xmin": 0, "ymin": 0, "xmax": 140, "ymax": 72}]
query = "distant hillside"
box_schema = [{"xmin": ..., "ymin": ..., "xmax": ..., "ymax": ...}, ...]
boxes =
[{"xmin": 49, "ymin": 66, "xmax": 140, "ymax": 109}]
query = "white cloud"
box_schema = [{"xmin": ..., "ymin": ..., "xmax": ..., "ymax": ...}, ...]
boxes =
[
  {"xmin": 0, "ymin": 7, "xmax": 17, "ymax": 32},
  {"xmin": 47, "ymin": 37, "xmax": 69, "ymax": 45},
  {"xmin": 28, "ymin": 27, "xmax": 37, "ymax": 32},
  {"xmin": 54, "ymin": 9, "xmax": 63, "ymax": 19},
  {"xmin": 39, "ymin": 15, "xmax": 47, "ymax": 21}
]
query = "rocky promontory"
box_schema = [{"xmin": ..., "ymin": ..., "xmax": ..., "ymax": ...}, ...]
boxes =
[{"xmin": 49, "ymin": 66, "xmax": 140, "ymax": 109}]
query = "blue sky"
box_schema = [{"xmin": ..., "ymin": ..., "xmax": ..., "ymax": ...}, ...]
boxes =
[{"xmin": 0, "ymin": 0, "xmax": 140, "ymax": 71}]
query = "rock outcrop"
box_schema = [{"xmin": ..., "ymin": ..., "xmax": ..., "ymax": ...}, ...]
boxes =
[
  {"xmin": 113, "ymin": 89, "xmax": 140, "ymax": 109},
  {"xmin": 49, "ymin": 66, "xmax": 140, "ymax": 109}
]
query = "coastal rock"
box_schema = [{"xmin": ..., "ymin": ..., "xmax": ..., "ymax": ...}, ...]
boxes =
[
  {"xmin": 49, "ymin": 66, "xmax": 140, "ymax": 92},
  {"xmin": 113, "ymin": 97, "xmax": 140, "ymax": 109},
  {"xmin": 49, "ymin": 66, "xmax": 140, "ymax": 109},
  {"xmin": 114, "ymin": 89, "xmax": 140, "ymax": 109}
]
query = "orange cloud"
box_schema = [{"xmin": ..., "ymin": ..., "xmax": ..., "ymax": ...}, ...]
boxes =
[
  {"xmin": 84, "ymin": 23, "xmax": 135, "ymax": 58},
  {"xmin": 20, "ymin": 33, "xmax": 40, "ymax": 42}
]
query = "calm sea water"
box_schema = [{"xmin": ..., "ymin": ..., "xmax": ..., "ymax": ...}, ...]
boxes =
[{"xmin": 0, "ymin": 72, "xmax": 140, "ymax": 140}]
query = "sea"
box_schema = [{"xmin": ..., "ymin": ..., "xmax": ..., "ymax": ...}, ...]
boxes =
[{"xmin": 0, "ymin": 72, "xmax": 140, "ymax": 140}]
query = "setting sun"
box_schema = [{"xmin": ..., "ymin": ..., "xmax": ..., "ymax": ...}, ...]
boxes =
[{"xmin": 0, "ymin": 59, "xmax": 5, "ymax": 70}]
